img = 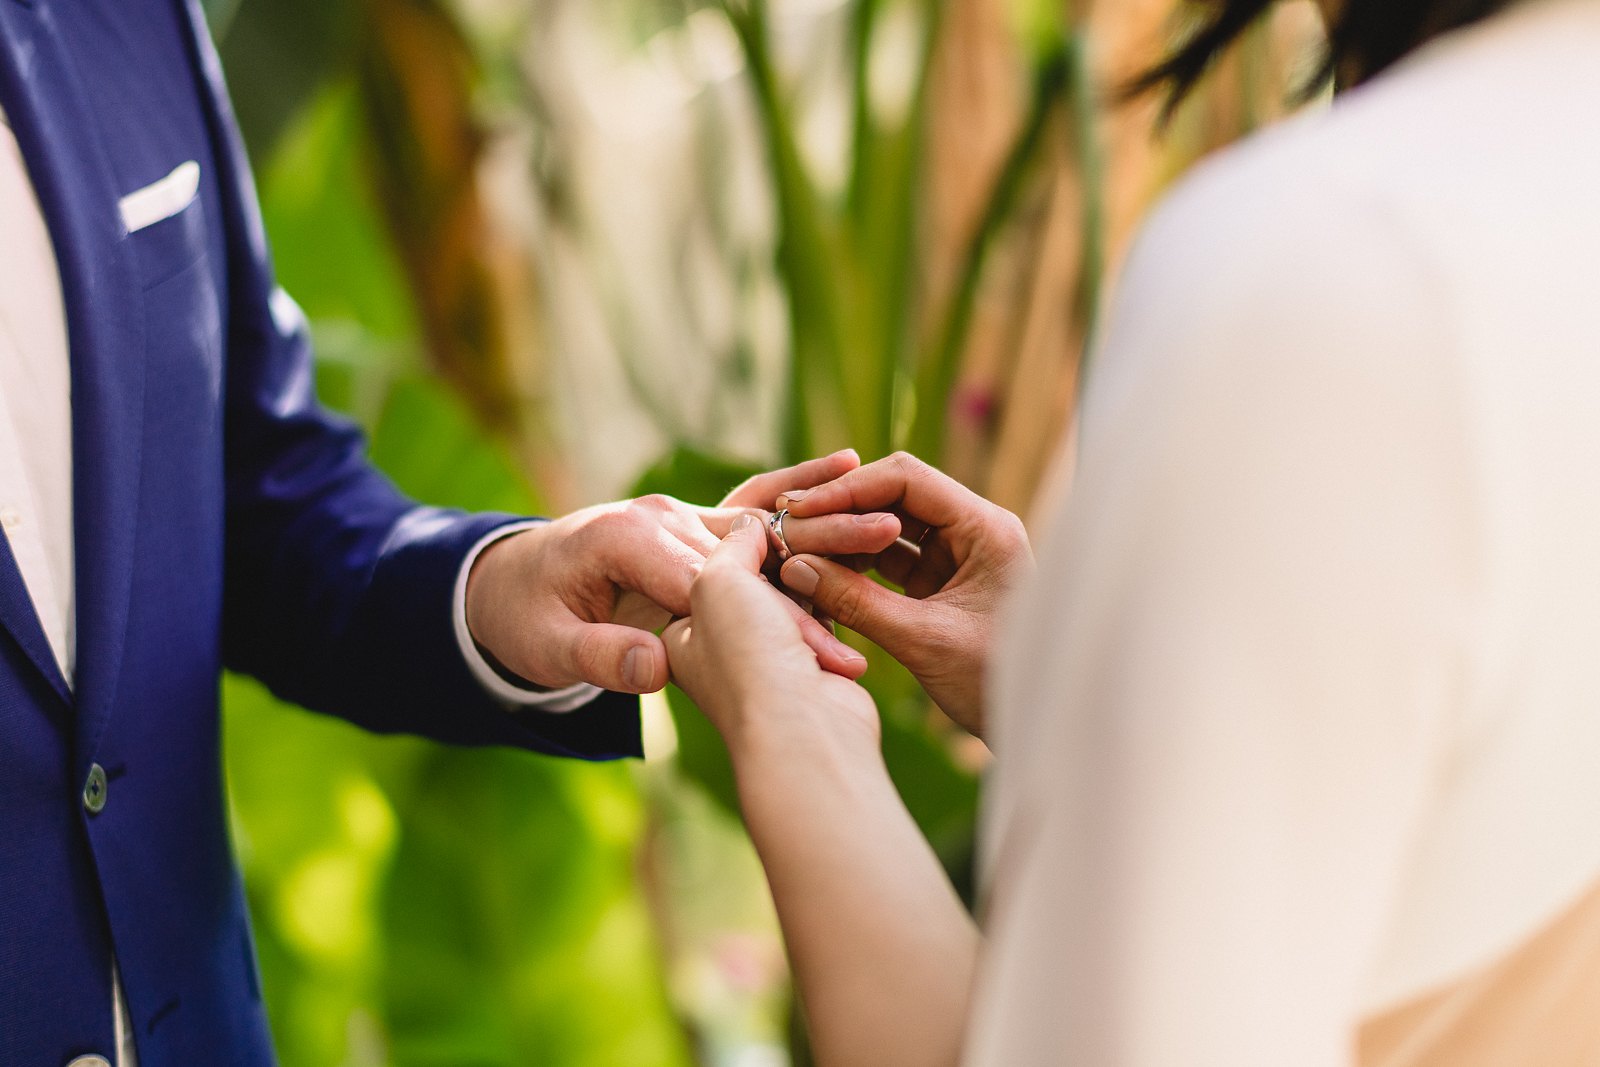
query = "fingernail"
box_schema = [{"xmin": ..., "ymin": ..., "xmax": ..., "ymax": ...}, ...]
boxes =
[
  {"xmin": 732, "ymin": 513, "xmax": 759, "ymax": 533},
  {"xmin": 854, "ymin": 512, "xmax": 889, "ymax": 525},
  {"xmin": 833, "ymin": 449, "xmax": 859, "ymax": 462},
  {"xmin": 625, "ymin": 646, "xmax": 653, "ymax": 690},
  {"xmin": 840, "ymin": 646, "xmax": 866, "ymax": 665},
  {"xmin": 784, "ymin": 559, "xmax": 819, "ymax": 597},
  {"xmin": 782, "ymin": 489, "xmax": 810, "ymax": 502}
]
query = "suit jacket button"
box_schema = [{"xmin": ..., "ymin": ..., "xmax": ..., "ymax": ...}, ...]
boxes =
[
  {"xmin": 66, "ymin": 1057, "xmax": 112, "ymax": 1067},
  {"xmin": 82, "ymin": 764, "xmax": 108, "ymax": 815}
]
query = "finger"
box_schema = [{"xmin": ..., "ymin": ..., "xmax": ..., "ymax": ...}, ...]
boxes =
[
  {"xmin": 697, "ymin": 512, "xmax": 770, "ymax": 590},
  {"xmin": 613, "ymin": 590, "xmax": 672, "ymax": 632},
  {"xmin": 777, "ymin": 594, "xmax": 868, "ymax": 679},
  {"xmin": 779, "ymin": 511, "xmax": 902, "ymax": 557},
  {"xmin": 554, "ymin": 618, "xmax": 671, "ymax": 693},
  {"xmin": 720, "ymin": 449, "xmax": 861, "ymax": 509},
  {"xmin": 661, "ymin": 617, "xmax": 700, "ymax": 684},
  {"xmin": 662, "ymin": 616, "xmax": 691, "ymax": 656},
  {"xmin": 664, "ymin": 508, "xmax": 722, "ymax": 556},
  {"xmin": 779, "ymin": 553, "xmax": 920, "ymax": 653},
  {"xmin": 692, "ymin": 505, "xmax": 770, "ymax": 540},
  {"xmin": 779, "ymin": 452, "xmax": 979, "ymax": 531},
  {"xmin": 611, "ymin": 530, "xmax": 706, "ymax": 618}
]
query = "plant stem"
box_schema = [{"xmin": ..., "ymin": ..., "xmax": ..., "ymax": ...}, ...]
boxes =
[{"xmin": 907, "ymin": 43, "xmax": 1071, "ymax": 462}]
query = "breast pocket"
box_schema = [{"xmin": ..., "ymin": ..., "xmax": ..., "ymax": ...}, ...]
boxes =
[
  {"xmin": 124, "ymin": 161, "xmax": 225, "ymax": 434},
  {"xmin": 122, "ymin": 161, "xmax": 208, "ymax": 288}
]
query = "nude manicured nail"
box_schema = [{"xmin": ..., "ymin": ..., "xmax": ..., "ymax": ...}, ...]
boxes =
[
  {"xmin": 781, "ymin": 489, "xmax": 810, "ymax": 503},
  {"xmin": 732, "ymin": 513, "xmax": 759, "ymax": 533},
  {"xmin": 625, "ymin": 646, "xmax": 653, "ymax": 690},
  {"xmin": 855, "ymin": 513, "xmax": 889, "ymax": 525},
  {"xmin": 784, "ymin": 560, "xmax": 820, "ymax": 597}
]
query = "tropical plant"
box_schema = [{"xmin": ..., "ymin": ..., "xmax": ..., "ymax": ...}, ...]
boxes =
[{"xmin": 207, "ymin": 0, "xmax": 1325, "ymax": 1062}]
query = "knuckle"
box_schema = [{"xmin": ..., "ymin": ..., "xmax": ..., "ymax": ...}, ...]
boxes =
[
  {"xmin": 573, "ymin": 627, "xmax": 612, "ymax": 679},
  {"xmin": 662, "ymin": 617, "xmax": 691, "ymax": 650},
  {"xmin": 992, "ymin": 509, "xmax": 1030, "ymax": 553},
  {"xmin": 828, "ymin": 576, "xmax": 871, "ymax": 630},
  {"xmin": 591, "ymin": 506, "xmax": 635, "ymax": 539}
]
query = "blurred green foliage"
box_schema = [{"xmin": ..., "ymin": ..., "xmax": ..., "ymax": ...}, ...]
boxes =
[
  {"xmin": 714, "ymin": 0, "xmax": 1096, "ymax": 464},
  {"xmin": 210, "ymin": 0, "xmax": 1093, "ymax": 1061}
]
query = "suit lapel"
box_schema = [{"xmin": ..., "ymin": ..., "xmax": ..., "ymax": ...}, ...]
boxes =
[
  {"xmin": 0, "ymin": 0, "xmax": 146, "ymax": 748},
  {"xmin": 0, "ymin": 531, "xmax": 71, "ymax": 707}
]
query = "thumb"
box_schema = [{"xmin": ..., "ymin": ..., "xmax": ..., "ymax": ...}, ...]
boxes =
[
  {"xmin": 700, "ymin": 511, "xmax": 769, "ymax": 586},
  {"xmin": 554, "ymin": 619, "xmax": 670, "ymax": 694},
  {"xmin": 779, "ymin": 554, "xmax": 918, "ymax": 656}
]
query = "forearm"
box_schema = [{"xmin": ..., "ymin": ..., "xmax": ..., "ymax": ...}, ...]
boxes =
[
  {"xmin": 731, "ymin": 714, "xmax": 980, "ymax": 1067},
  {"xmin": 227, "ymin": 500, "xmax": 642, "ymax": 758}
]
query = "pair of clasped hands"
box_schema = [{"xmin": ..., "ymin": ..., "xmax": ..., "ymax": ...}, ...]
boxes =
[{"xmin": 466, "ymin": 449, "xmax": 1032, "ymax": 744}]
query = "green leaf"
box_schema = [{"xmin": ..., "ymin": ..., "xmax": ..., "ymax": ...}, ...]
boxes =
[
  {"xmin": 363, "ymin": 373, "xmax": 545, "ymax": 516},
  {"xmin": 629, "ymin": 443, "xmax": 765, "ymax": 507},
  {"xmin": 380, "ymin": 750, "xmax": 689, "ymax": 1067},
  {"xmin": 259, "ymin": 81, "xmax": 420, "ymax": 344},
  {"xmin": 216, "ymin": 0, "xmax": 358, "ymax": 162}
]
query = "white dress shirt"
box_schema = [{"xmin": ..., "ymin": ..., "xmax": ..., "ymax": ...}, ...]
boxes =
[
  {"xmin": 0, "ymin": 102, "xmax": 593, "ymax": 1066},
  {"xmin": 968, "ymin": 1, "xmax": 1600, "ymax": 1063},
  {"xmin": 0, "ymin": 100, "xmax": 76, "ymax": 685}
]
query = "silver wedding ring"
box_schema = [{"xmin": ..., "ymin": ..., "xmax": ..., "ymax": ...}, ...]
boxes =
[{"xmin": 767, "ymin": 508, "xmax": 793, "ymax": 562}]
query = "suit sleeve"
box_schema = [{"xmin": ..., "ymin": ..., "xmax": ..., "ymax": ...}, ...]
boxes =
[{"xmin": 176, "ymin": 0, "xmax": 641, "ymax": 759}]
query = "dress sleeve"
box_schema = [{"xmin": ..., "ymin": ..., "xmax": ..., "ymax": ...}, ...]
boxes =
[{"xmin": 966, "ymin": 165, "xmax": 1477, "ymax": 1066}]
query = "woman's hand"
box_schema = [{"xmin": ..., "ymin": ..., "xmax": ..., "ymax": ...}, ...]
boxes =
[
  {"xmin": 774, "ymin": 452, "xmax": 1034, "ymax": 738},
  {"xmin": 665, "ymin": 513, "xmax": 978, "ymax": 1067},
  {"xmin": 664, "ymin": 514, "xmax": 879, "ymax": 752}
]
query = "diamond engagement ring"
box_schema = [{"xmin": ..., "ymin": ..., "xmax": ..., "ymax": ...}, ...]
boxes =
[{"xmin": 767, "ymin": 508, "xmax": 793, "ymax": 562}]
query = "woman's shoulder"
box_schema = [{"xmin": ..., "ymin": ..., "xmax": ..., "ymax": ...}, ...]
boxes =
[
  {"xmin": 1082, "ymin": 95, "xmax": 1468, "ymax": 464},
  {"xmin": 1128, "ymin": 80, "xmax": 1454, "ymax": 305},
  {"xmin": 1098, "ymin": 111, "xmax": 1448, "ymax": 393}
]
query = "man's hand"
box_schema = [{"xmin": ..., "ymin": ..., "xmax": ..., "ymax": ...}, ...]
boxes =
[{"xmin": 465, "ymin": 451, "xmax": 897, "ymax": 694}]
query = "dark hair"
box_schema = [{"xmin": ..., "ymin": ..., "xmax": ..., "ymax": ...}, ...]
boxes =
[{"xmin": 1134, "ymin": 0, "xmax": 1518, "ymax": 112}]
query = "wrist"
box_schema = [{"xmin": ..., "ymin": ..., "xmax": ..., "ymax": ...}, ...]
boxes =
[
  {"xmin": 730, "ymin": 704, "xmax": 889, "ymax": 836},
  {"xmin": 464, "ymin": 523, "xmax": 547, "ymax": 667},
  {"xmin": 725, "ymin": 688, "xmax": 882, "ymax": 776}
]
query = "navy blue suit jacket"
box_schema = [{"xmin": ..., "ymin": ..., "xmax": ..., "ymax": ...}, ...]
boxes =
[{"xmin": 0, "ymin": 1, "xmax": 642, "ymax": 1062}]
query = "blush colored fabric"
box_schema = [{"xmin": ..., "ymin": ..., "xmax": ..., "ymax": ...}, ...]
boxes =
[{"xmin": 969, "ymin": 0, "xmax": 1600, "ymax": 1062}]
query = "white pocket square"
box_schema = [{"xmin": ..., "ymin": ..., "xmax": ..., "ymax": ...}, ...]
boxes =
[{"xmin": 119, "ymin": 161, "xmax": 200, "ymax": 234}]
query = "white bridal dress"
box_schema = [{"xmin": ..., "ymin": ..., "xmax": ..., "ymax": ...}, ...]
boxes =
[{"xmin": 969, "ymin": 1, "xmax": 1600, "ymax": 1063}]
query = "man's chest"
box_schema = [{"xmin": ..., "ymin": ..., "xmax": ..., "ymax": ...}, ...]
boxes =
[{"xmin": 26, "ymin": 0, "xmax": 228, "ymax": 289}]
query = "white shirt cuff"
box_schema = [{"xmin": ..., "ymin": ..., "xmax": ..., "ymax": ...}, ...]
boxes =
[{"xmin": 453, "ymin": 520, "xmax": 602, "ymax": 712}]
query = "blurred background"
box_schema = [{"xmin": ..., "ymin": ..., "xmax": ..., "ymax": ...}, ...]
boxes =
[{"xmin": 206, "ymin": 0, "xmax": 1324, "ymax": 1063}]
